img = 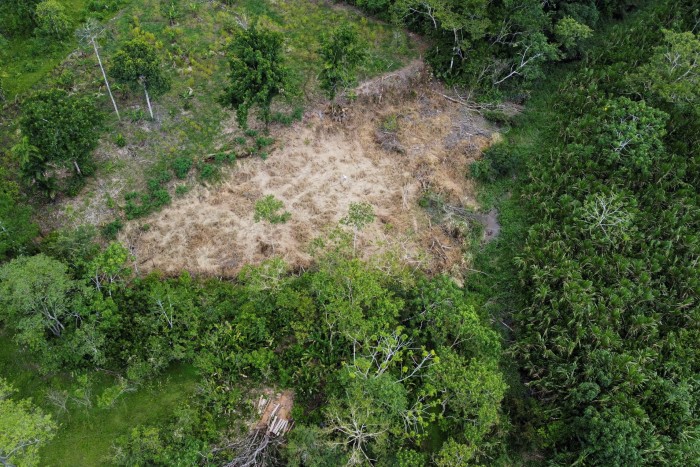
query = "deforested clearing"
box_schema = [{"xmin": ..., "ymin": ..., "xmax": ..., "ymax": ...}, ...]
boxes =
[{"xmin": 121, "ymin": 62, "xmax": 498, "ymax": 277}]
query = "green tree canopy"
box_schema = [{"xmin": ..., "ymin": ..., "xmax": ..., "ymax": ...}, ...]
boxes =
[
  {"xmin": 0, "ymin": 0, "xmax": 40, "ymax": 37},
  {"xmin": 0, "ymin": 378, "xmax": 56, "ymax": 467},
  {"xmin": 111, "ymin": 36, "xmax": 170, "ymax": 118},
  {"xmin": 318, "ymin": 24, "xmax": 367, "ymax": 101},
  {"xmin": 221, "ymin": 23, "xmax": 288, "ymax": 128},
  {"xmin": 0, "ymin": 189, "xmax": 38, "ymax": 261},
  {"xmin": 639, "ymin": 29, "xmax": 700, "ymax": 106},
  {"xmin": 0, "ymin": 254, "xmax": 109, "ymax": 371},
  {"xmin": 15, "ymin": 89, "xmax": 103, "ymax": 197},
  {"xmin": 34, "ymin": 0, "xmax": 72, "ymax": 40}
]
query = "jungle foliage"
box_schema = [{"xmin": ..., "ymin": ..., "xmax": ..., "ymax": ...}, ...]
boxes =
[
  {"xmin": 0, "ymin": 226, "xmax": 507, "ymax": 465},
  {"xmin": 348, "ymin": 0, "xmax": 645, "ymax": 92},
  {"xmin": 1, "ymin": 0, "xmax": 699, "ymax": 465},
  {"xmin": 486, "ymin": 1, "xmax": 700, "ymax": 464}
]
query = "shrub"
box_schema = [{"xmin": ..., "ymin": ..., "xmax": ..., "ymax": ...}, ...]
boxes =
[
  {"xmin": 469, "ymin": 159, "xmax": 496, "ymax": 183},
  {"xmin": 214, "ymin": 152, "xmax": 236, "ymax": 164},
  {"xmin": 483, "ymin": 109, "xmax": 514, "ymax": 126},
  {"xmin": 34, "ymin": 0, "xmax": 71, "ymax": 40},
  {"xmin": 171, "ymin": 156, "xmax": 193, "ymax": 179},
  {"xmin": 198, "ymin": 163, "xmax": 219, "ymax": 181},
  {"xmin": 115, "ymin": 133, "xmax": 127, "ymax": 147},
  {"xmin": 255, "ymin": 136, "xmax": 275, "ymax": 149},
  {"xmin": 101, "ymin": 219, "xmax": 124, "ymax": 240},
  {"xmin": 254, "ymin": 195, "xmax": 291, "ymax": 224},
  {"xmin": 175, "ymin": 184, "xmax": 189, "ymax": 196},
  {"xmin": 64, "ymin": 177, "xmax": 87, "ymax": 197},
  {"xmin": 483, "ymin": 143, "xmax": 518, "ymax": 177},
  {"xmin": 381, "ymin": 113, "xmax": 398, "ymax": 132},
  {"xmin": 151, "ymin": 189, "xmax": 171, "ymax": 208},
  {"xmin": 87, "ymin": 0, "xmax": 123, "ymax": 18},
  {"xmin": 270, "ymin": 106, "xmax": 304, "ymax": 125}
]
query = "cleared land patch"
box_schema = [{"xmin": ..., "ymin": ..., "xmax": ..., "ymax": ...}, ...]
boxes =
[{"xmin": 121, "ymin": 62, "xmax": 499, "ymax": 277}]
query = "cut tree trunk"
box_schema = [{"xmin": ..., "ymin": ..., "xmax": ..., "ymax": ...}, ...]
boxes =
[
  {"xmin": 93, "ymin": 39, "xmax": 120, "ymax": 120},
  {"xmin": 143, "ymin": 81, "xmax": 154, "ymax": 119}
]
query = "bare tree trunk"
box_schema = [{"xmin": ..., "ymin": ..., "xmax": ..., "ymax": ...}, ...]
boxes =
[
  {"xmin": 92, "ymin": 39, "xmax": 120, "ymax": 120},
  {"xmin": 143, "ymin": 82, "xmax": 154, "ymax": 119},
  {"xmin": 73, "ymin": 160, "xmax": 82, "ymax": 175}
]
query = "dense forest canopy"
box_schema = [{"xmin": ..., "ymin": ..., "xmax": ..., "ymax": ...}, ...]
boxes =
[{"xmin": 0, "ymin": 0, "xmax": 698, "ymax": 465}]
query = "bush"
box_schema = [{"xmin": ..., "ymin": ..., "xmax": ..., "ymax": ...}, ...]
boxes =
[
  {"xmin": 175, "ymin": 184, "xmax": 189, "ymax": 196},
  {"xmin": 483, "ymin": 109, "xmax": 514, "ymax": 126},
  {"xmin": 198, "ymin": 163, "xmax": 219, "ymax": 182},
  {"xmin": 150, "ymin": 189, "xmax": 171, "ymax": 209},
  {"xmin": 254, "ymin": 195, "xmax": 291, "ymax": 224},
  {"xmin": 483, "ymin": 143, "xmax": 518, "ymax": 177},
  {"xmin": 171, "ymin": 156, "xmax": 193, "ymax": 179},
  {"xmin": 123, "ymin": 182, "xmax": 172, "ymax": 219},
  {"xmin": 101, "ymin": 219, "xmax": 124, "ymax": 240},
  {"xmin": 270, "ymin": 106, "xmax": 304, "ymax": 125},
  {"xmin": 64, "ymin": 177, "xmax": 87, "ymax": 197},
  {"xmin": 381, "ymin": 114, "xmax": 398, "ymax": 132},
  {"xmin": 214, "ymin": 152, "xmax": 236, "ymax": 164},
  {"xmin": 469, "ymin": 159, "xmax": 496, "ymax": 183},
  {"xmin": 255, "ymin": 136, "xmax": 275, "ymax": 149},
  {"xmin": 153, "ymin": 169, "xmax": 173, "ymax": 185},
  {"xmin": 34, "ymin": 0, "xmax": 72, "ymax": 40},
  {"xmin": 88, "ymin": 0, "xmax": 123, "ymax": 17}
]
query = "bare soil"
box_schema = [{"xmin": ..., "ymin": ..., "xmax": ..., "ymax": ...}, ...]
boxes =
[{"xmin": 120, "ymin": 61, "xmax": 499, "ymax": 277}]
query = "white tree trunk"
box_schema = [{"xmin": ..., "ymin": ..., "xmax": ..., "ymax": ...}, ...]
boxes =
[
  {"xmin": 92, "ymin": 39, "xmax": 120, "ymax": 120},
  {"xmin": 143, "ymin": 82, "xmax": 154, "ymax": 119}
]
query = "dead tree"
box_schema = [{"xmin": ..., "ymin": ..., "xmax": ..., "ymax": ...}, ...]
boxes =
[
  {"xmin": 76, "ymin": 19, "xmax": 121, "ymax": 120},
  {"xmin": 215, "ymin": 429, "xmax": 284, "ymax": 467}
]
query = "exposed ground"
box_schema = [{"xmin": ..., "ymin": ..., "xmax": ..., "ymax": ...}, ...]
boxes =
[
  {"xmin": 120, "ymin": 61, "xmax": 500, "ymax": 277},
  {"xmin": 255, "ymin": 390, "xmax": 295, "ymax": 433}
]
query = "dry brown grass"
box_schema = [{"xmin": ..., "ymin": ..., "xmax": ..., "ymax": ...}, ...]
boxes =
[{"xmin": 120, "ymin": 61, "xmax": 498, "ymax": 277}]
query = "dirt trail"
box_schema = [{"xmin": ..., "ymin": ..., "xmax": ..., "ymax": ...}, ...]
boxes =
[{"xmin": 120, "ymin": 61, "xmax": 499, "ymax": 277}]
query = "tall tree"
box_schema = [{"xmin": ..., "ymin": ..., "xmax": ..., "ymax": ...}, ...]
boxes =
[
  {"xmin": 77, "ymin": 18, "xmax": 121, "ymax": 120},
  {"xmin": 221, "ymin": 23, "xmax": 288, "ymax": 129},
  {"xmin": 0, "ymin": 378, "xmax": 56, "ymax": 467},
  {"xmin": 0, "ymin": 0, "xmax": 40, "ymax": 37},
  {"xmin": 34, "ymin": 0, "xmax": 72, "ymax": 40},
  {"xmin": 0, "ymin": 254, "xmax": 80, "ymax": 342},
  {"xmin": 0, "ymin": 254, "xmax": 108, "ymax": 371},
  {"xmin": 14, "ymin": 89, "xmax": 103, "ymax": 197},
  {"xmin": 110, "ymin": 37, "xmax": 170, "ymax": 119},
  {"xmin": 638, "ymin": 29, "xmax": 700, "ymax": 106},
  {"xmin": 317, "ymin": 24, "xmax": 367, "ymax": 101}
]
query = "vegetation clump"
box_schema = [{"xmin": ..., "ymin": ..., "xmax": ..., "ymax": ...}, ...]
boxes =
[
  {"xmin": 318, "ymin": 23, "xmax": 367, "ymax": 101},
  {"xmin": 254, "ymin": 195, "xmax": 291, "ymax": 224},
  {"xmin": 221, "ymin": 23, "xmax": 288, "ymax": 129},
  {"xmin": 13, "ymin": 89, "xmax": 103, "ymax": 198}
]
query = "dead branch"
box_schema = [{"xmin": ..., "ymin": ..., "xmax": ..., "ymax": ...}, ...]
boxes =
[{"xmin": 215, "ymin": 429, "xmax": 283, "ymax": 467}]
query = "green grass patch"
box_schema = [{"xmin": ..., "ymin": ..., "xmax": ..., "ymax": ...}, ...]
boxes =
[
  {"xmin": 0, "ymin": 328, "xmax": 199, "ymax": 466},
  {"xmin": 1, "ymin": 0, "xmax": 91, "ymax": 98},
  {"xmin": 40, "ymin": 364, "xmax": 198, "ymax": 466}
]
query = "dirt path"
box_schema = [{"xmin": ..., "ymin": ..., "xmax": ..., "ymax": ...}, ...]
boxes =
[{"xmin": 120, "ymin": 61, "xmax": 499, "ymax": 277}]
